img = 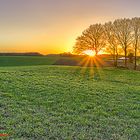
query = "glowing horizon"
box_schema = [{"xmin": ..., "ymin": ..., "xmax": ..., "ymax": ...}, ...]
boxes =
[{"xmin": 0, "ymin": 0, "xmax": 140, "ymax": 54}]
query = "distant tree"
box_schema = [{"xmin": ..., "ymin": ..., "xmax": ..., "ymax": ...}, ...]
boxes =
[
  {"xmin": 73, "ymin": 24, "xmax": 105, "ymax": 55},
  {"xmin": 113, "ymin": 18, "xmax": 132, "ymax": 67},
  {"xmin": 60, "ymin": 52, "xmax": 73, "ymax": 57},
  {"xmin": 104, "ymin": 22, "xmax": 119, "ymax": 66},
  {"xmin": 131, "ymin": 17, "xmax": 140, "ymax": 70}
]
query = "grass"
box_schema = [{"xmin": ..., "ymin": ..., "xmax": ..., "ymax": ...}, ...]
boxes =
[
  {"xmin": 0, "ymin": 55, "xmax": 112, "ymax": 67},
  {"xmin": 0, "ymin": 65, "xmax": 140, "ymax": 139},
  {"xmin": 0, "ymin": 56, "xmax": 60, "ymax": 67},
  {"xmin": 0, "ymin": 56, "xmax": 85, "ymax": 67}
]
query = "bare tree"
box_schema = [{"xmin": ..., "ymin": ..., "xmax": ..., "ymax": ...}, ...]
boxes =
[
  {"xmin": 73, "ymin": 17, "xmax": 140, "ymax": 70},
  {"xmin": 131, "ymin": 17, "xmax": 140, "ymax": 70},
  {"xmin": 104, "ymin": 22, "xmax": 119, "ymax": 66},
  {"xmin": 113, "ymin": 18, "xmax": 132, "ymax": 67},
  {"xmin": 73, "ymin": 24, "xmax": 105, "ymax": 55}
]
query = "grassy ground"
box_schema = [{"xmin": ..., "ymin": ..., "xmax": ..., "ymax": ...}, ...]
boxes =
[
  {"xmin": 0, "ymin": 55, "xmax": 139, "ymax": 69},
  {"xmin": 0, "ymin": 55, "xmax": 115, "ymax": 67},
  {"xmin": 0, "ymin": 56, "xmax": 60, "ymax": 67},
  {"xmin": 0, "ymin": 56, "xmax": 85, "ymax": 67},
  {"xmin": 0, "ymin": 65, "xmax": 140, "ymax": 139}
]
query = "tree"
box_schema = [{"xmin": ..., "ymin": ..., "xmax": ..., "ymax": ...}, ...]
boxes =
[
  {"xmin": 73, "ymin": 24, "xmax": 105, "ymax": 55},
  {"xmin": 113, "ymin": 18, "xmax": 132, "ymax": 67},
  {"xmin": 131, "ymin": 17, "xmax": 140, "ymax": 70},
  {"xmin": 128, "ymin": 52, "xmax": 134, "ymax": 63},
  {"xmin": 104, "ymin": 22, "xmax": 119, "ymax": 66}
]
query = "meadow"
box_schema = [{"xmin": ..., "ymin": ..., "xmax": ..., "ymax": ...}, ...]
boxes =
[
  {"xmin": 0, "ymin": 56, "xmax": 60, "ymax": 67},
  {"xmin": 0, "ymin": 62, "xmax": 140, "ymax": 139},
  {"xmin": 0, "ymin": 55, "xmax": 111, "ymax": 67}
]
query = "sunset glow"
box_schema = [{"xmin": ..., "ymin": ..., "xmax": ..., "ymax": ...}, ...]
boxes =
[
  {"xmin": 0, "ymin": 0, "xmax": 140, "ymax": 54},
  {"xmin": 83, "ymin": 50, "xmax": 96, "ymax": 57}
]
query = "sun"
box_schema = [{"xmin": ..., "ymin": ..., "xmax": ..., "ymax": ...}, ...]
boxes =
[{"xmin": 83, "ymin": 50, "xmax": 96, "ymax": 57}]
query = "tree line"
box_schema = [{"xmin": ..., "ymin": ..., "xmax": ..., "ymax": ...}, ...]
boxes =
[{"xmin": 73, "ymin": 17, "xmax": 140, "ymax": 70}]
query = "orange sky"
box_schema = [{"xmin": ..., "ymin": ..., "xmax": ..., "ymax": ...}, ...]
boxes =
[{"xmin": 0, "ymin": 0, "xmax": 140, "ymax": 54}]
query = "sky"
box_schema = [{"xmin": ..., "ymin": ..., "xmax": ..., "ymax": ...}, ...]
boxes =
[{"xmin": 0, "ymin": 0, "xmax": 140, "ymax": 54}]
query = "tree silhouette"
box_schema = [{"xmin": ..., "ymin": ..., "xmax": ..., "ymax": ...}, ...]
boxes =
[
  {"xmin": 113, "ymin": 18, "xmax": 132, "ymax": 67},
  {"xmin": 131, "ymin": 17, "xmax": 140, "ymax": 70},
  {"xmin": 73, "ymin": 17, "xmax": 140, "ymax": 69},
  {"xmin": 73, "ymin": 24, "xmax": 105, "ymax": 55},
  {"xmin": 104, "ymin": 22, "xmax": 119, "ymax": 66}
]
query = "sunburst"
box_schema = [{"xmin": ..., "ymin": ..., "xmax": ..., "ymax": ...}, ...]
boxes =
[{"xmin": 83, "ymin": 50, "xmax": 96, "ymax": 57}]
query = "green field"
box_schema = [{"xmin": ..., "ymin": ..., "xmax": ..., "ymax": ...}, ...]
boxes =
[
  {"xmin": 0, "ymin": 56, "xmax": 60, "ymax": 67},
  {"xmin": 0, "ymin": 64, "xmax": 140, "ymax": 139},
  {"xmin": 0, "ymin": 55, "xmax": 111, "ymax": 67},
  {"xmin": 0, "ymin": 56, "xmax": 87, "ymax": 67}
]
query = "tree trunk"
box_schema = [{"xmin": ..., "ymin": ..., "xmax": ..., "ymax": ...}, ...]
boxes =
[
  {"xmin": 115, "ymin": 53, "xmax": 118, "ymax": 67},
  {"xmin": 124, "ymin": 47, "xmax": 127, "ymax": 67},
  {"xmin": 113, "ymin": 49, "xmax": 116, "ymax": 67},
  {"xmin": 134, "ymin": 47, "xmax": 137, "ymax": 70},
  {"xmin": 95, "ymin": 48, "xmax": 98, "ymax": 56}
]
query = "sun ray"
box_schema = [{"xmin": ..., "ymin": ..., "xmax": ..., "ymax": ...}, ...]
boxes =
[
  {"xmin": 80, "ymin": 57, "xmax": 91, "ymax": 75},
  {"xmin": 72, "ymin": 54, "xmax": 105, "ymax": 81},
  {"xmin": 89, "ymin": 57, "xmax": 95, "ymax": 78},
  {"xmin": 93, "ymin": 57, "xmax": 104, "ymax": 79},
  {"xmin": 83, "ymin": 50, "xmax": 96, "ymax": 57}
]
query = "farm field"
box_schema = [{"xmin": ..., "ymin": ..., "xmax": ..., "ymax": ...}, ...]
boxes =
[
  {"xmin": 0, "ymin": 55, "xmax": 112, "ymax": 67},
  {"xmin": 0, "ymin": 56, "xmax": 60, "ymax": 67},
  {"xmin": 0, "ymin": 65, "xmax": 140, "ymax": 139}
]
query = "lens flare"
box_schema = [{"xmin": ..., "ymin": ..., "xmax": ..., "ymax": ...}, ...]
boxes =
[{"xmin": 83, "ymin": 50, "xmax": 96, "ymax": 57}]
